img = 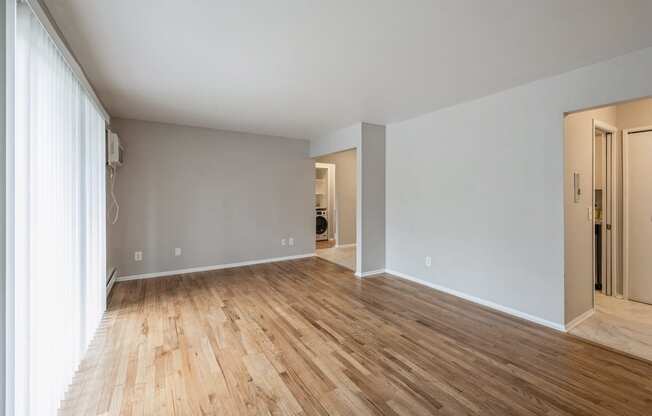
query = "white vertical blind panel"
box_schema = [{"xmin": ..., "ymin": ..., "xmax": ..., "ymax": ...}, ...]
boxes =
[{"xmin": 12, "ymin": 3, "xmax": 106, "ymax": 414}]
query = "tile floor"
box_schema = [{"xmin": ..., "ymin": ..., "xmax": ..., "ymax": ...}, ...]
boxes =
[
  {"xmin": 315, "ymin": 244, "xmax": 356, "ymax": 271},
  {"xmin": 569, "ymin": 292, "xmax": 652, "ymax": 363}
]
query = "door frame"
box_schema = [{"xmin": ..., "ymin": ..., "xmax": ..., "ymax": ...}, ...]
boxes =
[
  {"xmin": 592, "ymin": 120, "xmax": 618, "ymax": 307},
  {"xmin": 622, "ymin": 125, "xmax": 652, "ymax": 301},
  {"xmin": 315, "ymin": 162, "xmax": 338, "ymax": 244}
]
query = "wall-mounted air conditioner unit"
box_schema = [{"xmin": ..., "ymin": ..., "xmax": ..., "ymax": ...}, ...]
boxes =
[{"xmin": 107, "ymin": 130, "xmax": 124, "ymax": 167}]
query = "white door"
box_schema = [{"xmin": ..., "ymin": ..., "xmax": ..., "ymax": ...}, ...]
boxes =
[{"xmin": 626, "ymin": 130, "xmax": 652, "ymax": 304}]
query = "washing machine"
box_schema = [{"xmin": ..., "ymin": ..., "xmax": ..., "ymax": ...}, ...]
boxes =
[{"xmin": 316, "ymin": 208, "xmax": 329, "ymax": 241}]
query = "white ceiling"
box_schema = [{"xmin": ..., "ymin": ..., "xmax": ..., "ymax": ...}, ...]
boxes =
[{"xmin": 45, "ymin": 0, "xmax": 652, "ymax": 139}]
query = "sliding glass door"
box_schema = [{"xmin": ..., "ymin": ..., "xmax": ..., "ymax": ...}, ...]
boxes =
[{"xmin": 8, "ymin": 2, "xmax": 107, "ymax": 414}]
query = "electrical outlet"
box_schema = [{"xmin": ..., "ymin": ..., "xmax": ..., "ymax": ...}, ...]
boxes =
[
  {"xmin": 134, "ymin": 251, "xmax": 143, "ymax": 261},
  {"xmin": 281, "ymin": 238, "xmax": 287, "ymax": 246},
  {"xmin": 425, "ymin": 256, "xmax": 432, "ymax": 267},
  {"xmin": 174, "ymin": 247, "xmax": 182, "ymax": 256},
  {"xmin": 289, "ymin": 237, "xmax": 294, "ymax": 247}
]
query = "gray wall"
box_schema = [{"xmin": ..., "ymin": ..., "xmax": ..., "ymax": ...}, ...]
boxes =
[
  {"xmin": 386, "ymin": 47, "xmax": 652, "ymax": 328},
  {"xmin": 109, "ymin": 118, "xmax": 314, "ymax": 277},
  {"xmin": 316, "ymin": 149, "xmax": 357, "ymax": 246},
  {"xmin": 360, "ymin": 123, "xmax": 386, "ymax": 273}
]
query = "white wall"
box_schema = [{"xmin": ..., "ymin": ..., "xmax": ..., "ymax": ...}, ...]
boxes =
[
  {"xmin": 109, "ymin": 118, "xmax": 314, "ymax": 278},
  {"xmin": 386, "ymin": 47, "xmax": 652, "ymax": 328}
]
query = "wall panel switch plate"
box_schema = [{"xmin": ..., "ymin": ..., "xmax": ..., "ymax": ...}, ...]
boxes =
[
  {"xmin": 425, "ymin": 256, "xmax": 432, "ymax": 267},
  {"xmin": 135, "ymin": 251, "xmax": 143, "ymax": 261},
  {"xmin": 281, "ymin": 238, "xmax": 287, "ymax": 246},
  {"xmin": 175, "ymin": 248, "xmax": 182, "ymax": 256},
  {"xmin": 289, "ymin": 237, "xmax": 294, "ymax": 246}
]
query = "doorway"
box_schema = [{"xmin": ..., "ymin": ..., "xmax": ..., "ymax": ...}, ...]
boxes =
[
  {"xmin": 592, "ymin": 121, "xmax": 618, "ymax": 301},
  {"xmin": 313, "ymin": 149, "xmax": 357, "ymax": 271},
  {"xmin": 565, "ymin": 97, "xmax": 652, "ymax": 363}
]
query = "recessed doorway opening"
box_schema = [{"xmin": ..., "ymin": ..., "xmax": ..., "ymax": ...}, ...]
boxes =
[
  {"xmin": 565, "ymin": 97, "xmax": 652, "ymax": 362},
  {"xmin": 313, "ymin": 150, "xmax": 357, "ymax": 271}
]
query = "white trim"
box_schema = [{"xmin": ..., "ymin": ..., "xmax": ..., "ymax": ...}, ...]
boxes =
[
  {"xmin": 106, "ymin": 267, "xmax": 118, "ymax": 295},
  {"xmin": 564, "ymin": 308, "xmax": 595, "ymax": 332},
  {"xmin": 355, "ymin": 269, "xmax": 385, "ymax": 278},
  {"xmin": 336, "ymin": 243, "xmax": 356, "ymax": 249},
  {"xmin": 23, "ymin": 0, "xmax": 110, "ymax": 122},
  {"xmin": 117, "ymin": 253, "xmax": 315, "ymax": 282},
  {"xmin": 383, "ymin": 269, "xmax": 566, "ymax": 332}
]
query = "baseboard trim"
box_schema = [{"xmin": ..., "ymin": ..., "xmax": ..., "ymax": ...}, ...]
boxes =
[
  {"xmin": 355, "ymin": 269, "xmax": 385, "ymax": 278},
  {"xmin": 117, "ymin": 253, "xmax": 316, "ymax": 282},
  {"xmin": 383, "ymin": 269, "xmax": 565, "ymax": 332},
  {"xmin": 564, "ymin": 308, "xmax": 595, "ymax": 332},
  {"xmin": 335, "ymin": 243, "xmax": 356, "ymax": 249}
]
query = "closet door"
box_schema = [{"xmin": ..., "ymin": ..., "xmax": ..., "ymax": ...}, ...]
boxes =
[{"xmin": 626, "ymin": 130, "xmax": 652, "ymax": 304}]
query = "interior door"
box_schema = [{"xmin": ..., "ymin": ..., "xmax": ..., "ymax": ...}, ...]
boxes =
[{"xmin": 626, "ymin": 130, "xmax": 652, "ymax": 304}]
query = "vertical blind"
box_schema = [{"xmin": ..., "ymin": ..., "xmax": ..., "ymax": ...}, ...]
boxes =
[{"xmin": 11, "ymin": 2, "xmax": 107, "ymax": 414}]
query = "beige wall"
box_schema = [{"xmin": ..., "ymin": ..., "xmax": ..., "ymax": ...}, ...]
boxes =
[
  {"xmin": 616, "ymin": 97, "xmax": 652, "ymax": 130},
  {"xmin": 564, "ymin": 106, "xmax": 617, "ymax": 324},
  {"xmin": 316, "ymin": 149, "xmax": 357, "ymax": 246}
]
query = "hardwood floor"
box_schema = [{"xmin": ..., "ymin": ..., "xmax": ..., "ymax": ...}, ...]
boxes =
[{"xmin": 60, "ymin": 257, "xmax": 652, "ymax": 415}]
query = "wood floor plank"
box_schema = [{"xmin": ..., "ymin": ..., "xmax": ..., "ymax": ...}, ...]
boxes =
[{"xmin": 60, "ymin": 257, "xmax": 652, "ymax": 415}]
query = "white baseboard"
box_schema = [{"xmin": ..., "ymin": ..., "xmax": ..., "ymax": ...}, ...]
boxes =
[
  {"xmin": 106, "ymin": 267, "xmax": 118, "ymax": 296},
  {"xmin": 335, "ymin": 243, "xmax": 356, "ymax": 249},
  {"xmin": 383, "ymin": 269, "xmax": 565, "ymax": 332},
  {"xmin": 117, "ymin": 253, "xmax": 315, "ymax": 282},
  {"xmin": 355, "ymin": 269, "xmax": 385, "ymax": 278},
  {"xmin": 564, "ymin": 308, "xmax": 595, "ymax": 332}
]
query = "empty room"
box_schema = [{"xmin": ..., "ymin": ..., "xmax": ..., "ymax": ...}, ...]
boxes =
[{"xmin": 3, "ymin": 1, "xmax": 652, "ymax": 415}]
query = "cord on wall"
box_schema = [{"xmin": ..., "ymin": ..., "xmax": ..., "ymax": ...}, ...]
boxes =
[{"xmin": 109, "ymin": 166, "xmax": 119, "ymax": 224}]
